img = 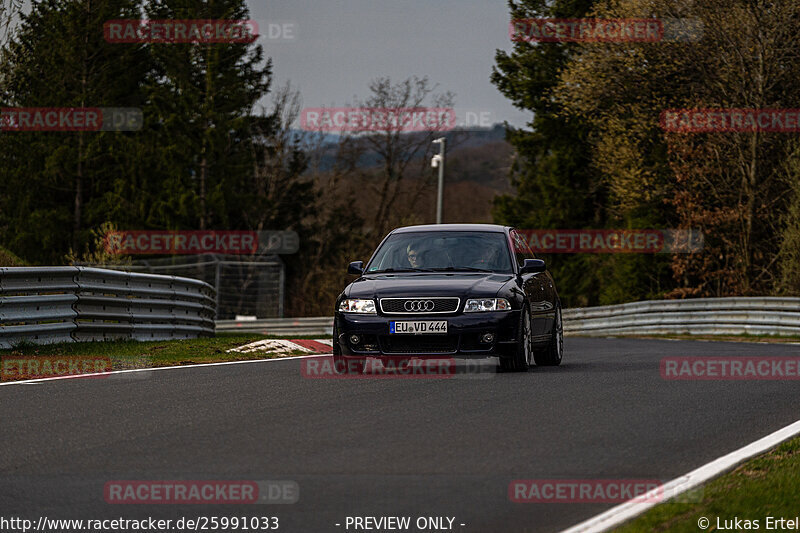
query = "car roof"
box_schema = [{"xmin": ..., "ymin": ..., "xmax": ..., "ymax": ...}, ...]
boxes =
[{"xmin": 390, "ymin": 224, "xmax": 510, "ymax": 234}]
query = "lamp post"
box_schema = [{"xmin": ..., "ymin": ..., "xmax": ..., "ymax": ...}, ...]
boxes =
[{"xmin": 431, "ymin": 137, "xmax": 446, "ymax": 224}]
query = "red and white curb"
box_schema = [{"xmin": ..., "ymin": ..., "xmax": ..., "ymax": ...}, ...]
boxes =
[{"xmin": 227, "ymin": 338, "xmax": 332, "ymax": 355}]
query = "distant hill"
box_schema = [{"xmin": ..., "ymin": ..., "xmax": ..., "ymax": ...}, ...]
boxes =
[
  {"xmin": 300, "ymin": 124, "xmax": 510, "ymax": 172},
  {"xmin": 430, "ymin": 136, "xmax": 515, "ymax": 223},
  {"xmin": 293, "ymin": 124, "xmax": 506, "ymax": 147},
  {"xmin": 304, "ymin": 124, "xmax": 516, "ymax": 225}
]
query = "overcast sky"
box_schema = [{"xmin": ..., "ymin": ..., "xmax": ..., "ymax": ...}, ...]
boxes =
[
  {"xmin": 10, "ymin": 0, "xmax": 530, "ymax": 129},
  {"xmin": 248, "ymin": 0, "xmax": 530, "ymax": 129}
]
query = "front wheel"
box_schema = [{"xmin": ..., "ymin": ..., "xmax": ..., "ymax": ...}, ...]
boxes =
[
  {"xmin": 499, "ymin": 306, "xmax": 532, "ymax": 372},
  {"xmin": 535, "ymin": 305, "xmax": 563, "ymax": 366}
]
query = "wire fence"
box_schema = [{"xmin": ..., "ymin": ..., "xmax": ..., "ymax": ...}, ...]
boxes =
[{"xmin": 93, "ymin": 254, "xmax": 285, "ymax": 320}]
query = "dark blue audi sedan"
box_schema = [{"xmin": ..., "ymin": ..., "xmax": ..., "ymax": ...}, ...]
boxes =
[{"xmin": 333, "ymin": 224, "xmax": 563, "ymax": 373}]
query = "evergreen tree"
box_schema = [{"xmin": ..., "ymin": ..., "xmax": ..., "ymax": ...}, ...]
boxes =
[
  {"xmin": 491, "ymin": 0, "xmax": 671, "ymax": 306},
  {"xmin": 144, "ymin": 0, "xmax": 271, "ymax": 231},
  {"xmin": 0, "ymin": 0, "xmax": 151, "ymax": 261},
  {"xmin": 491, "ymin": 0, "xmax": 604, "ymax": 307}
]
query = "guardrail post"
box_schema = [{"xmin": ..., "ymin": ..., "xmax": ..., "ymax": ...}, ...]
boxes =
[
  {"xmin": 214, "ymin": 261, "xmax": 222, "ymax": 318},
  {"xmin": 278, "ymin": 262, "xmax": 285, "ymax": 318}
]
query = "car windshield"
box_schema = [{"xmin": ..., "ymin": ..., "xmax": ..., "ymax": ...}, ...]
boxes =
[{"xmin": 366, "ymin": 231, "xmax": 513, "ymax": 273}]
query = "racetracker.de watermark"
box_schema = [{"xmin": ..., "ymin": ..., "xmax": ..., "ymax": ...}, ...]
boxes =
[
  {"xmin": 104, "ymin": 19, "xmax": 258, "ymax": 43},
  {"xmin": 105, "ymin": 230, "xmax": 300, "ymax": 256},
  {"xmin": 661, "ymin": 109, "xmax": 800, "ymax": 133},
  {"xmin": 509, "ymin": 18, "xmax": 703, "ymax": 43},
  {"xmin": 509, "ymin": 479, "xmax": 663, "ymax": 503},
  {"xmin": 301, "ymin": 357, "xmax": 496, "ymax": 379},
  {"xmin": 104, "ymin": 480, "xmax": 298, "ymax": 504},
  {"xmin": 300, "ymin": 107, "xmax": 456, "ymax": 133},
  {"xmin": 517, "ymin": 229, "xmax": 704, "ymax": 254},
  {"xmin": 509, "ymin": 477, "xmax": 703, "ymax": 503},
  {"xmin": 105, "ymin": 230, "xmax": 257, "ymax": 255},
  {"xmin": 1, "ymin": 357, "xmax": 112, "ymax": 381},
  {"xmin": 661, "ymin": 357, "xmax": 800, "ymax": 380},
  {"xmin": 303, "ymin": 357, "xmax": 455, "ymax": 379},
  {"xmin": 1, "ymin": 108, "xmax": 99, "ymax": 131},
  {"xmin": 253, "ymin": 20, "xmax": 297, "ymax": 41},
  {"xmin": 0, "ymin": 108, "xmax": 142, "ymax": 132}
]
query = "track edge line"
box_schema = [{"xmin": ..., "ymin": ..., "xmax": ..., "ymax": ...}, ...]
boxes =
[
  {"xmin": 0, "ymin": 353, "xmax": 331, "ymax": 386},
  {"xmin": 559, "ymin": 418, "xmax": 800, "ymax": 533}
]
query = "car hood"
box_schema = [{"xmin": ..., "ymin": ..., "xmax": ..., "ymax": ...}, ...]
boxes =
[{"xmin": 345, "ymin": 273, "xmax": 514, "ymax": 299}]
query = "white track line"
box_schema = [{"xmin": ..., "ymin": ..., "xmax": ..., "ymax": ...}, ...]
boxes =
[
  {"xmin": 0, "ymin": 353, "xmax": 330, "ymax": 387},
  {"xmin": 560, "ymin": 418, "xmax": 800, "ymax": 533}
]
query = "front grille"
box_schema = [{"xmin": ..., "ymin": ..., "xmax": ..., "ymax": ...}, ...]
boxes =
[
  {"xmin": 379, "ymin": 297, "xmax": 460, "ymax": 314},
  {"xmin": 379, "ymin": 335, "xmax": 458, "ymax": 354}
]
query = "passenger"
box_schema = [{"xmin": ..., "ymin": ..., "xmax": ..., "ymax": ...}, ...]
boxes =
[{"xmin": 472, "ymin": 246, "xmax": 500, "ymax": 269}]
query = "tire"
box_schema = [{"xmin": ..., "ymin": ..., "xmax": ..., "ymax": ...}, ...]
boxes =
[
  {"xmin": 535, "ymin": 304, "xmax": 563, "ymax": 366},
  {"xmin": 332, "ymin": 322, "xmax": 365, "ymax": 374},
  {"xmin": 499, "ymin": 306, "xmax": 531, "ymax": 372},
  {"xmin": 332, "ymin": 322, "xmax": 341, "ymax": 356}
]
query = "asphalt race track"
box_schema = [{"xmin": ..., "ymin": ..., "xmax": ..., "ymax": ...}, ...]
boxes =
[{"xmin": 2, "ymin": 338, "xmax": 800, "ymax": 533}]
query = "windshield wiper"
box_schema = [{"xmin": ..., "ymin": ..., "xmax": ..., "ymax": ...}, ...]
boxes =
[
  {"xmin": 428, "ymin": 267, "xmax": 495, "ymax": 273},
  {"xmin": 370, "ymin": 268, "xmax": 431, "ymax": 273}
]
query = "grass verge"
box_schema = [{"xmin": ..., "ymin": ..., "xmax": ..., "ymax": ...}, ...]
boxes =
[
  {"xmin": 615, "ymin": 436, "xmax": 800, "ymax": 532},
  {"xmin": 0, "ymin": 333, "xmax": 331, "ymax": 381}
]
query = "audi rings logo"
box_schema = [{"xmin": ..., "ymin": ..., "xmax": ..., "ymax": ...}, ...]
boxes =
[{"xmin": 404, "ymin": 300, "xmax": 436, "ymax": 312}]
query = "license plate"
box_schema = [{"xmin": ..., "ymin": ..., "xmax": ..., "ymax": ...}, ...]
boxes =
[{"xmin": 390, "ymin": 321, "xmax": 448, "ymax": 335}]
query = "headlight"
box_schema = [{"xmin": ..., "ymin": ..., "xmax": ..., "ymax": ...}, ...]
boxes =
[
  {"xmin": 338, "ymin": 299, "xmax": 377, "ymax": 314},
  {"xmin": 464, "ymin": 298, "xmax": 511, "ymax": 312}
]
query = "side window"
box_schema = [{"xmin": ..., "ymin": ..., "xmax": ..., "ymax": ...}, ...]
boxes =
[{"xmin": 510, "ymin": 230, "xmax": 535, "ymax": 268}]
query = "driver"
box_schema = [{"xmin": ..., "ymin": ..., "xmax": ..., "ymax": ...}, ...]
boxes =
[{"xmin": 406, "ymin": 243, "xmax": 424, "ymax": 268}]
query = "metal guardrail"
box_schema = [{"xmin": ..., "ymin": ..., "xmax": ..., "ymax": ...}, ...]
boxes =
[
  {"xmin": 215, "ymin": 297, "xmax": 800, "ymax": 338},
  {"xmin": 0, "ymin": 267, "xmax": 216, "ymax": 349},
  {"xmin": 562, "ymin": 297, "xmax": 800, "ymax": 336},
  {"xmin": 216, "ymin": 317, "xmax": 333, "ymax": 337}
]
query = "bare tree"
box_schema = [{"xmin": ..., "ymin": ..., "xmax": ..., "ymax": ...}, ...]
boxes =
[
  {"xmin": 241, "ymin": 85, "xmax": 320, "ymax": 285},
  {"xmin": 0, "ymin": 0, "xmax": 24, "ymax": 100},
  {"xmin": 555, "ymin": 0, "xmax": 800, "ymax": 297},
  {"xmin": 347, "ymin": 76, "xmax": 461, "ymax": 236},
  {"xmin": 268, "ymin": 77, "xmax": 468, "ymax": 315},
  {"xmin": 0, "ymin": 0, "xmax": 22, "ymax": 50}
]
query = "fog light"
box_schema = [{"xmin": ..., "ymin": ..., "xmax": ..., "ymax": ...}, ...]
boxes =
[
  {"xmin": 481, "ymin": 333, "xmax": 495, "ymax": 343},
  {"xmin": 349, "ymin": 335, "xmax": 361, "ymax": 345}
]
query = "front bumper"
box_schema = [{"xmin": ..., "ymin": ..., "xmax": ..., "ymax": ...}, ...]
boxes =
[{"xmin": 335, "ymin": 310, "xmax": 520, "ymax": 358}]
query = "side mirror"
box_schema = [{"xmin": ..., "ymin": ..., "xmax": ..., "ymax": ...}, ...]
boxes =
[
  {"xmin": 347, "ymin": 261, "xmax": 364, "ymax": 275},
  {"xmin": 520, "ymin": 258, "xmax": 546, "ymax": 274}
]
